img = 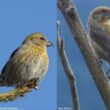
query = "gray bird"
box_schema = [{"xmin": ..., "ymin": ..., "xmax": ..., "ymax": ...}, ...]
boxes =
[{"xmin": 88, "ymin": 6, "xmax": 110, "ymax": 76}]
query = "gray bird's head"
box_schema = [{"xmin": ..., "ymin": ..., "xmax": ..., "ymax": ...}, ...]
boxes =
[{"xmin": 88, "ymin": 6, "xmax": 110, "ymax": 33}]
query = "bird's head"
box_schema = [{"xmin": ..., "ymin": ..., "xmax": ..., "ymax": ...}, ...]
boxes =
[
  {"xmin": 88, "ymin": 6, "xmax": 110, "ymax": 28},
  {"xmin": 23, "ymin": 33, "xmax": 53, "ymax": 47}
]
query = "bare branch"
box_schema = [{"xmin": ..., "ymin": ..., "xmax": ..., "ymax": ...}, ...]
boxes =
[
  {"xmin": 0, "ymin": 80, "xmax": 37, "ymax": 102},
  {"xmin": 57, "ymin": 21, "xmax": 80, "ymax": 110},
  {"xmin": 57, "ymin": 0, "xmax": 110, "ymax": 109}
]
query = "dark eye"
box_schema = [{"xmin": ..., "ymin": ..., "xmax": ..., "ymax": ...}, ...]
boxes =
[
  {"xmin": 40, "ymin": 37, "xmax": 45, "ymax": 40},
  {"xmin": 102, "ymin": 10, "xmax": 106, "ymax": 13}
]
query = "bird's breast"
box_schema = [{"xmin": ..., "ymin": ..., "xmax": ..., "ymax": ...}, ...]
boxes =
[{"xmin": 31, "ymin": 45, "xmax": 49, "ymax": 66}]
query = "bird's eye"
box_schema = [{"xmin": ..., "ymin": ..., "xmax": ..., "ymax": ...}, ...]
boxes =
[
  {"xmin": 102, "ymin": 10, "xmax": 107, "ymax": 13},
  {"xmin": 40, "ymin": 37, "xmax": 45, "ymax": 40}
]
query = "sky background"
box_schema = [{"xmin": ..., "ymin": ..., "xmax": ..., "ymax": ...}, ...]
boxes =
[
  {"xmin": 57, "ymin": 0, "xmax": 110, "ymax": 110},
  {"xmin": 0, "ymin": 0, "xmax": 56, "ymax": 110}
]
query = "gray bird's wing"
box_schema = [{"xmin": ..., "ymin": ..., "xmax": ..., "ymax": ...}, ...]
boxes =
[{"xmin": 90, "ymin": 26, "xmax": 110, "ymax": 53}]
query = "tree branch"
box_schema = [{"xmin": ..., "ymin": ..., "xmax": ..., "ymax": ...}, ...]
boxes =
[
  {"xmin": 57, "ymin": 0, "xmax": 110, "ymax": 109},
  {"xmin": 0, "ymin": 80, "xmax": 37, "ymax": 102},
  {"xmin": 57, "ymin": 21, "xmax": 80, "ymax": 110}
]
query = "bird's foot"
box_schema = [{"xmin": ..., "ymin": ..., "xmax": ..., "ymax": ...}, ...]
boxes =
[
  {"xmin": 98, "ymin": 59, "xmax": 103, "ymax": 64},
  {"xmin": 104, "ymin": 64, "xmax": 110, "ymax": 80},
  {"xmin": 99, "ymin": 59, "xmax": 110, "ymax": 79},
  {"xmin": 16, "ymin": 79, "xmax": 39, "ymax": 90},
  {"xmin": 30, "ymin": 79, "xmax": 39, "ymax": 90}
]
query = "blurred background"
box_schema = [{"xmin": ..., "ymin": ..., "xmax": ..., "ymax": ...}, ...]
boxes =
[
  {"xmin": 57, "ymin": 0, "xmax": 110, "ymax": 110},
  {"xmin": 0, "ymin": 0, "xmax": 56, "ymax": 110}
]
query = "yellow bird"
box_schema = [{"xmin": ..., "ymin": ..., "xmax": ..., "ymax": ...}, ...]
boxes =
[{"xmin": 0, "ymin": 33, "xmax": 53, "ymax": 89}]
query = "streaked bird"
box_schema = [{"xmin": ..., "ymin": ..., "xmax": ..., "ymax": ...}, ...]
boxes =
[
  {"xmin": 0, "ymin": 33, "xmax": 52, "ymax": 89},
  {"xmin": 88, "ymin": 6, "xmax": 110, "ymax": 76}
]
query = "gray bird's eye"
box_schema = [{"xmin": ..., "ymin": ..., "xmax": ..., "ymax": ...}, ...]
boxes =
[{"xmin": 101, "ymin": 10, "xmax": 107, "ymax": 13}]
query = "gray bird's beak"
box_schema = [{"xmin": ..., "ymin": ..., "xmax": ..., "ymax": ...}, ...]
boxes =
[{"xmin": 103, "ymin": 19, "xmax": 110, "ymax": 26}]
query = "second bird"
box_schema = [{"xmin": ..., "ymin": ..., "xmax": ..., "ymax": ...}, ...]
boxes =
[{"xmin": 88, "ymin": 6, "xmax": 110, "ymax": 73}]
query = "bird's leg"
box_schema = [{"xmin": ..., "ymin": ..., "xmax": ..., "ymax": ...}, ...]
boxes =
[
  {"xmin": 98, "ymin": 58, "xmax": 104, "ymax": 65},
  {"xmin": 98, "ymin": 58, "xmax": 109, "ymax": 77},
  {"xmin": 16, "ymin": 79, "xmax": 39, "ymax": 90},
  {"xmin": 30, "ymin": 78, "xmax": 39, "ymax": 90},
  {"xmin": 98, "ymin": 58, "xmax": 105, "ymax": 71},
  {"xmin": 16, "ymin": 82, "xmax": 24, "ymax": 89},
  {"xmin": 98, "ymin": 59, "xmax": 110, "ymax": 79},
  {"xmin": 16, "ymin": 82, "xmax": 31, "ymax": 90}
]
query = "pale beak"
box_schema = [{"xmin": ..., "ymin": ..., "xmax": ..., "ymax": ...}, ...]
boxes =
[
  {"xmin": 103, "ymin": 19, "xmax": 110, "ymax": 26},
  {"xmin": 47, "ymin": 41, "xmax": 53, "ymax": 46}
]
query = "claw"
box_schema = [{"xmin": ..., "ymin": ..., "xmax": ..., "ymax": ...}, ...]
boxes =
[
  {"xmin": 16, "ymin": 79, "xmax": 39, "ymax": 90},
  {"xmin": 34, "ymin": 85, "xmax": 39, "ymax": 90}
]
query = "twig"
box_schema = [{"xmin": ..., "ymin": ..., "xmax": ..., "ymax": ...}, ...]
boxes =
[
  {"xmin": 57, "ymin": 21, "xmax": 80, "ymax": 110},
  {"xmin": 57, "ymin": 0, "xmax": 110, "ymax": 110},
  {"xmin": 0, "ymin": 80, "xmax": 37, "ymax": 102}
]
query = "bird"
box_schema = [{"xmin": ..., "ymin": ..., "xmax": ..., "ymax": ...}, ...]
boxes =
[
  {"xmin": 0, "ymin": 32, "xmax": 53, "ymax": 89},
  {"xmin": 88, "ymin": 6, "xmax": 110, "ymax": 76}
]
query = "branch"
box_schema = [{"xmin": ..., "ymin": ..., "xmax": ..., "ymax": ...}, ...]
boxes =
[
  {"xmin": 57, "ymin": 21, "xmax": 80, "ymax": 110},
  {"xmin": 57, "ymin": 0, "xmax": 110, "ymax": 109},
  {"xmin": 0, "ymin": 80, "xmax": 37, "ymax": 102}
]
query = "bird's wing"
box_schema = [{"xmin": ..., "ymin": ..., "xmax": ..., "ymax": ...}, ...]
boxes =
[
  {"xmin": 96, "ymin": 33, "xmax": 110, "ymax": 52},
  {"xmin": 90, "ymin": 26, "xmax": 110, "ymax": 52},
  {"xmin": 1, "ymin": 47, "xmax": 20, "ymax": 75},
  {"xmin": 9, "ymin": 47, "xmax": 20, "ymax": 59},
  {"xmin": 0, "ymin": 47, "xmax": 21, "ymax": 83}
]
